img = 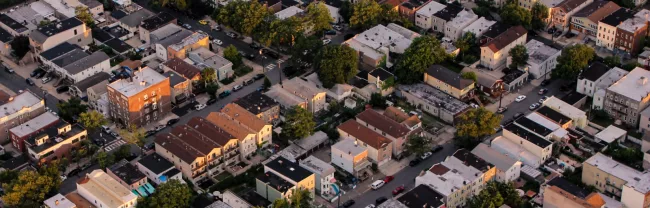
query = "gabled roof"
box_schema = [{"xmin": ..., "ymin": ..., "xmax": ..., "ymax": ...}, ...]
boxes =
[
  {"xmin": 30, "ymin": 18, "xmax": 83, "ymax": 44},
  {"xmin": 482, "ymin": 25, "xmax": 527, "ymax": 52},
  {"xmin": 556, "ymin": 0, "xmax": 589, "ymax": 12},
  {"xmin": 481, "ymin": 22, "xmax": 511, "ymax": 39},
  {"xmin": 205, "ymin": 112, "xmax": 255, "ymax": 141},
  {"xmin": 104, "ymin": 38, "xmax": 133, "ymax": 53},
  {"xmin": 433, "ymin": 4, "xmax": 463, "ymax": 21},
  {"xmin": 356, "ymin": 109, "xmax": 410, "ymax": 138},
  {"xmin": 425, "ymin": 65, "xmax": 474, "ymax": 89},
  {"xmin": 338, "ymin": 120, "xmax": 392, "ymax": 149},
  {"xmin": 579, "ymin": 62, "xmax": 609, "ymax": 81},
  {"xmin": 600, "ymin": 8, "xmax": 634, "ymax": 26},
  {"xmin": 573, "ymin": 1, "xmax": 620, "ymax": 23},
  {"xmin": 163, "ymin": 58, "xmax": 201, "ymax": 79},
  {"xmin": 221, "ymin": 103, "xmax": 269, "ymax": 132}
]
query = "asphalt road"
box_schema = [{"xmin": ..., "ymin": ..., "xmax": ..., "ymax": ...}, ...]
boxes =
[
  {"xmin": 498, "ymin": 79, "xmax": 569, "ymax": 124},
  {"xmin": 0, "ymin": 69, "xmax": 60, "ymax": 112}
]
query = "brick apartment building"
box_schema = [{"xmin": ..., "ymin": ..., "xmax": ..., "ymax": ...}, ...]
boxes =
[
  {"xmin": 107, "ymin": 67, "xmax": 171, "ymax": 127},
  {"xmin": 1, "ymin": 90, "xmax": 45, "ymax": 145}
]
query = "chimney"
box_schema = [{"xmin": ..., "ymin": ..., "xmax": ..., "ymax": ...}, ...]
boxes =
[
  {"xmin": 140, "ymin": 81, "xmax": 146, "ymax": 86},
  {"xmin": 638, "ymin": 77, "xmax": 648, "ymax": 86}
]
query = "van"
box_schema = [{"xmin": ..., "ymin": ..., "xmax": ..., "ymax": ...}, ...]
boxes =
[{"xmin": 370, "ymin": 180, "xmax": 385, "ymax": 190}]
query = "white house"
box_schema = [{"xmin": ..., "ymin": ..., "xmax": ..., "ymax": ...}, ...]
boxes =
[
  {"xmin": 519, "ymin": 39, "xmax": 560, "ymax": 79},
  {"xmin": 343, "ymin": 23, "xmax": 419, "ymax": 67},
  {"xmin": 461, "ymin": 17, "xmax": 496, "ymax": 39},
  {"xmin": 414, "ymin": 1, "xmax": 446, "ymax": 30},
  {"xmin": 577, "ymin": 62, "xmax": 628, "ymax": 97},
  {"xmin": 330, "ymin": 139, "xmax": 371, "ymax": 177},
  {"xmin": 39, "ymin": 42, "xmax": 110, "ymax": 83},
  {"xmin": 480, "ymin": 25, "xmax": 527, "ymax": 70},
  {"xmin": 444, "ymin": 9, "xmax": 478, "ymax": 41},
  {"xmin": 136, "ymin": 153, "xmax": 184, "ymax": 185},
  {"xmin": 299, "ymin": 156, "xmax": 335, "ymax": 196},
  {"xmin": 77, "ymin": 169, "xmax": 138, "ymax": 208}
]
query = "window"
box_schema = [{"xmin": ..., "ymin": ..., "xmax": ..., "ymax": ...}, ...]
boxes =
[{"xmin": 74, "ymin": 29, "xmax": 77, "ymax": 35}]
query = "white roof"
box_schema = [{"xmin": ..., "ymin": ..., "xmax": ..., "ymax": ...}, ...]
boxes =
[
  {"xmin": 108, "ymin": 67, "xmax": 167, "ymax": 97},
  {"xmin": 44, "ymin": 194, "xmax": 76, "ymax": 208},
  {"xmin": 617, "ymin": 17, "xmax": 647, "ymax": 33},
  {"xmin": 264, "ymin": 87, "xmax": 306, "ymax": 108},
  {"xmin": 471, "ymin": 143, "xmax": 519, "ymax": 171},
  {"xmin": 0, "ymin": 91, "xmax": 42, "ymax": 121},
  {"xmin": 542, "ymin": 96, "xmax": 586, "ymax": 119},
  {"xmin": 345, "ymin": 24, "xmax": 418, "ymax": 55},
  {"xmin": 169, "ymin": 32, "xmax": 208, "ymax": 51},
  {"xmin": 491, "ymin": 136, "xmax": 541, "ymax": 168},
  {"xmin": 415, "ymin": 1, "xmax": 446, "ymax": 17},
  {"xmin": 541, "ymin": 0, "xmax": 564, "ymax": 8},
  {"xmin": 596, "ymin": 67, "xmax": 628, "ymax": 90},
  {"xmin": 43, "ymin": 0, "xmax": 80, "ymax": 18},
  {"xmin": 525, "ymin": 39, "xmax": 560, "ymax": 65},
  {"xmin": 300, "ymin": 155, "xmax": 335, "ymax": 177},
  {"xmin": 526, "ymin": 113, "xmax": 560, "ymax": 130},
  {"xmin": 276, "ymin": 77, "xmax": 325, "ymax": 100},
  {"xmin": 150, "ymin": 24, "xmax": 185, "ymax": 43},
  {"xmin": 607, "ymin": 67, "xmax": 650, "ymax": 102},
  {"xmin": 417, "ymin": 154, "xmax": 485, "ymax": 197},
  {"xmin": 585, "ymin": 153, "xmax": 650, "ymax": 194},
  {"xmin": 344, "ymin": 39, "xmax": 384, "ymax": 60},
  {"xmin": 635, "ymin": 9, "xmax": 650, "ymax": 22},
  {"xmin": 598, "ymin": 193, "xmax": 623, "ymax": 208},
  {"xmin": 76, "ymin": 169, "xmax": 137, "ymax": 208},
  {"xmin": 449, "ymin": 9, "xmax": 478, "ymax": 29},
  {"xmin": 594, "ymin": 125, "xmax": 627, "ymax": 143},
  {"xmin": 332, "ymin": 139, "xmax": 366, "ymax": 156},
  {"xmin": 462, "ymin": 17, "xmax": 496, "ymax": 37},
  {"xmin": 275, "ymin": 6, "xmax": 303, "ymax": 20},
  {"xmin": 10, "ymin": 112, "xmax": 58, "ymax": 138}
]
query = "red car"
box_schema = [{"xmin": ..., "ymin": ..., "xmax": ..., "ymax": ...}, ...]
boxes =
[
  {"xmin": 392, "ymin": 185, "xmax": 405, "ymax": 195},
  {"xmin": 384, "ymin": 176, "xmax": 394, "ymax": 183}
]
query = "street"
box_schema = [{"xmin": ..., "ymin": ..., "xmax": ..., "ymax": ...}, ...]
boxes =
[
  {"xmin": 498, "ymin": 79, "xmax": 568, "ymax": 124},
  {"xmin": 0, "ymin": 68, "xmax": 60, "ymax": 113}
]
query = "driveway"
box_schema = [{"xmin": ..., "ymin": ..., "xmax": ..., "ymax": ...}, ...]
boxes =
[{"xmin": 0, "ymin": 57, "xmax": 61, "ymax": 113}]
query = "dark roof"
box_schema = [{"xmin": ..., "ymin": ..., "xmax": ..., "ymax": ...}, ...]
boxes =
[
  {"xmin": 140, "ymin": 12, "xmax": 176, "ymax": 30},
  {"xmin": 73, "ymin": 72, "xmax": 111, "ymax": 92},
  {"xmin": 338, "ymin": 120, "xmax": 392, "ymax": 149},
  {"xmin": 401, "ymin": 0, "xmax": 426, "ymax": 9},
  {"xmin": 601, "ymin": 8, "xmax": 634, "ymax": 26},
  {"xmin": 2, "ymin": 155, "xmax": 29, "ymax": 170},
  {"xmin": 0, "ymin": 26, "xmax": 13, "ymax": 43},
  {"xmin": 240, "ymin": 191, "xmax": 272, "ymax": 207},
  {"xmin": 369, "ymin": 68, "xmax": 394, "ymax": 81},
  {"xmin": 111, "ymin": 10, "xmax": 128, "ymax": 20},
  {"xmin": 351, "ymin": 77, "xmax": 369, "ymax": 88},
  {"xmin": 324, "ymin": 0, "xmax": 343, "ymax": 7},
  {"xmin": 433, "ymin": 4, "xmax": 464, "ymax": 21},
  {"xmin": 482, "ymin": 22, "xmax": 511, "ymax": 39},
  {"xmin": 261, "ymin": 0, "xmax": 282, "ymax": 6},
  {"xmin": 425, "ymin": 65, "xmax": 474, "ymax": 89},
  {"xmin": 265, "ymin": 157, "xmax": 313, "ymax": 182},
  {"xmin": 234, "ymin": 91, "xmax": 279, "ymax": 115},
  {"xmin": 109, "ymin": 162, "xmax": 146, "ymax": 185},
  {"xmin": 579, "ymin": 62, "xmax": 609, "ymax": 81},
  {"xmin": 79, "ymin": 0, "xmax": 103, "ymax": 8},
  {"xmin": 92, "ymin": 28, "xmax": 114, "ymax": 43},
  {"xmin": 256, "ymin": 171, "xmax": 294, "ymax": 192},
  {"xmin": 573, "ymin": 1, "xmax": 620, "ymax": 23},
  {"xmin": 452, "ymin": 149, "xmax": 493, "ymax": 172},
  {"xmin": 37, "ymin": 18, "xmax": 83, "ymax": 37},
  {"xmin": 52, "ymin": 49, "xmax": 88, "ymax": 67},
  {"xmin": 0, "ymin": 14, "xmax": 27, "ymax": 33},
  {"xmin": 536, "ymin": 106, "xmax": 572, "ymax": 125},
  {"xmin": 357, "ymin": 109, "xmax": 410, "ymax": 138},
  {"xmin": 503, "ymin": 122, "xmax": 552, "ymax": 148},
  {"xmin": 120, "ymin": 9, "xmax": 154, "ymax": 27},
  {"xmin": 282, "ymin": 0, "xmax": 300, "ymax": 7},
  {"xmin": 547, "ymin": 177, "xmax": 591, "ymax": 199},
  {"xmin": 501, "ymin": 68, "xmax": 526, "ymax": 84},
  {"xmin": 0, "ymin": 89, "xmax": 11, "ymax": 105},
  {"xmin": 397, "ymin": 184, "xmax": 445, "ymax": 208},
  {"xmin": 356, "ymin": 70, "xmax": 369, "ymax": 80},
  {"xmin": 516, "ymin": 117, "xmax": 553, "ymax": 137},
  {"xmin": 26, "ymin": 124, "xmax": 87, "ymax": 154},
  {"xmin": 163, "ymin": 58, "xmax": 201, "ymax": 79},
  {"xmin": 162, "ymin": 167, "xmax": 181, "ymax": 178},
  {"xmin": 163, "ymin": 70, "xmax": 187, "ymax": 86},
  {"xmin": 103, "ymin": 38, "xmax": 133, "ymax": 53},
  {"xmin": 482, "ymin": 25, "xmax": 527, "ymax": 52},
  {"xmin": 105, "ymin": 25, "xmax": 130, "ymax": 39},
  {"xmin": 138, "ymin": 153, "xmax": 175, "ymax": 175},
  {"xmin": 561, "ymin": 91, "xmax": 587, "ymax": 105},
  {"xmin": 40, "ymin": 42, "xmax": 78, "ymax": 61}
]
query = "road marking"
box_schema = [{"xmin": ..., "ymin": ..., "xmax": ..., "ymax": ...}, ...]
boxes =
[
  {"xmin": 277, "ymin": 59, "xmax": 285, "ymax": 64},
  {"xmin": 266, "ymin": 64, "xmax": 276, "ymax": 70},
  {"xmin": 104, "ymin": 139, "xmax": 126, "ymax": 152}
]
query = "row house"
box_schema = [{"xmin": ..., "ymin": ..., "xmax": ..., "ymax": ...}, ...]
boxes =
[
  {"xmin": 398, "ymin": 0, "xmax": 431, "ymax": 22},
  {"xmin": 264, "ymin": 77, "xmax": 326, "ymax": 114},
  {"xmin": 24, "ymin": 119, "xmax": 88, "ymax": 165},
  {"xmin": 38, "ymin": 42, "xmax": 110, "ymax": 83},
  {"xmin": 355, "ymin": 109, "xmax": 417, "ymax": 158},
  {"xmin": 1, "ymin": 91, "xmax": 45, "ymax": 145},
  {"xmin": 330, "ymin": 139, "xmax": 372, "ymax": 178},
  {"xmin": 471, "ymin": 143, "xmax": 522, "ymax": 183},
  {"xmin": 29, "ymin": 17, "xmax": 92, "ymax": 54},
  {"xmin": 577, "ymin": 62, "xmax": 627, "ymax": 99},
  {"xmin": 343, "ymin": 23, "xmax": 419, "ymax": 67},
  {"xmin": 414, "ymin": 1, "xmax": 446, "ymax": 30},
  {"xmin": 444, "ymin": 9, "xmax": 478, "ymax": 41},
  {"xmin": 233, "ymin": 91, "xmax": 281, "ymax": 126},
  {"xmin": 424, "ymin": 64, "xmax": 475, "ymax": 100},
  {"xmin": 138, "ymin": 12, "xmax": 176, "ymax": 45},
  {"xmin": 597, "ymin": 8, "xmax": 634, "ymax": 51},
  {"xmin": 337, "ymin": 120, "xmax": 393, "ymax": 165},
  {"xmin": 570, "ymin": 1, "xmax": 620, "ymax": 39},
  {"xmin": 582, "ymin": 153, "xmax": 650, "ymax": 208},
  {"xmin": 548, "ymin": 0, "xmax": 594, "ymax": 29},
  {"xmin": 603, "ymin": 67, "xmax": 650, "ymax": 126}
]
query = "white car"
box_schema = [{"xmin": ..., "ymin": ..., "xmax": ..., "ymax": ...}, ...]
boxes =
[
  {"xmin": 233, "ymin": 84, "xmax": 243, "ymax": 91},
  {"xmin": 529, "ymin": 103, "xmax": 540, "ymax": 110},
  {"xmin": 195, "ymin": 104, "xmax": 207, "ymax": 111},
  {"xmin": 60, "ymin": 175, "xmax": 67, "ymax": 181},
  {"xmin": 154, "ymin": 125, "xmax": 166, "ymax": 132},
  {"xmin": 182, "ymin": 24, "xmax": 192, "ymax": 29},
  {"xmin": 539, "ymin": 96, "xmax": 549, "ymax": 103},
  {"xmin": 515, "ymin": 95, "xmax": 526, "ymax": 102},
  {"xmin": 42, "ymin": 77, "xmax": 52, "ymax": 84},
  {"xmin": 333, "ymin": 25, "xmax": 343, "ymax": 31},
  {"xmin": 213, "ymin": 39, "xmax": 223, "ymax": 45},
  {"xmin": 365, "ymin": 205, "xmax": 376, "ymax": 208},
  {"xmin": 322, "ymin": 39, "xmax": 331, "ymax": 45},
  {"xmin": 420, "ymin": 152, "xmax": 433, "ymax": 160}
]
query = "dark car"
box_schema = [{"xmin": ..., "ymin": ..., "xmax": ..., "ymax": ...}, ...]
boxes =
[
  {"xmin": 4, "ymin": 66, "xmax": 14, "ymax": 73},
  {"xmin": 431, "ymin": 145, "xmax": 443, "ymax": 153},
  {"xmin": 375, "ymin": 197, "xmax": 388, "ymax": 205},
  {"xmin": 26, "ymin": 78, "xmax": 35, "ymax": 86},
  {"xmin": 560, "ymin": 81, "xmax": 577, "ymax": 92},
  {"xmin": 538, "ymin": 88, "xmax": 548, "ymax": 95},
  {"xmin": 513, "ymin": 112, "xmax": 524, "ymax": 119},
  {"xmin": 547, "ymin": 27, "xmax": 556, "ymax": 34},
  {"xmin": 239, "ymin": 51, "xmax": 256, "ymax": 60},
  {"xmin": 30, "ymin": 69, "xmax": 43, "ymax": 77},
  {"xmin": 324, "ymin": 30, "xmax": 336, "ymax": 35},
  {"xmin": 67, "ymin": 168, "xmax": 81, "ymax": 177},
  {"xmin": 409, "ymin": 158, "xmax": 422, "ymax": 166},
  {"xmin": 56, "ymin": 86, "xmax": 69, "ymax": 94},
  {"xmin": 145, "ymin": 130, "xmax": 156, "ymax": 137},
  {"xmin": 167, "ymin": 118, "xmax": 179, "ymax": 126},
  {"xmin": 219, "ymin": 90, "xmax": 231, "ymax": 98},
  {"xmin": 265, "ymin": 51, "xmax": 280, "ymax": 59},
  {"xmin": 342, "ymin": 200, "xmax": 355, "ymax": 208},
  {"xmin": 540, "ymin": 79, "xmax": 551, "ymax": 86},
  {"xmin": 36, "ymin": 71, "xmax": 47, "ymax": 79},
  {"xmin": 253, "ymin": 74, "xmax": 265, "ymax": 80},
  {"xmin": 206, "ymin": 98, "xmax": 217, "ymax": 105},
  {"xmin": 250, "ymin": 42, "xmax": 261, "ymax": 49},
  {"xmin": 553, "ymin": 31, "xmax": 562, "ymax": 38}
]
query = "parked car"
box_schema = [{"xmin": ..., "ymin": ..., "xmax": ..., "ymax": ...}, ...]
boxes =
[
  {"xmin": 30, "ymin": 69, "xmax": 42, "ymax": 77},
  {"xmin": 56, "ymin": 86, "xmax": 69, "ymax": 94},
  {"xmin": 219, "ymin": 90, "xmax": 231, "ymax": 98},
  {"xmin": 538, "ymin": 88, "xmax": 548, "ymax": 95},
  {"xmin": 250, "ymin": 42, "xmax": 261, "ymax": 49},
  {"xmin": 333, "ymin": 25, "xmax": 343, "ymax": 31},
  {"xmin": 513, "ymin": 112, "xmax": 524, "ymax": 119},
  {"xmin": 26, "ymin": 78, "xmax": 35, "ymax": 86},
  {"xmin": 515, "ymin": 95, "xmax": 526, "ymax": 102},
  {"xmin": 375, "ymin": 197, "xmax": 388, "ymax": 205},
  {"xmin": 341, "ymin": 200, "xmax": 355, "ymax": 208},
  {"xmin": 198, "ymin": 20, "xmax": 208, "ymax": 25},
  {"xmin": 497, "ymin": 107, "xmax": 508, "ymax": 113},
  {"xmin": 420, "ymin": 152, "xmax": 433, "ymax": 160},
  {"xmin": 206, "ymin": 98, "xmax": 217, "ymax": 105},
  {"xmin": 213, "ymin": 39, "xmax": 223, "ymax": 45},
  {"xmin": 539, "ymin": 96, "xmax": 549, "ymax": 103},
  {"xmin": 67, "ymin": 168, "xmax": 81, "ymax": 177},
  {"xmin": 167, "ymin": 118, "xmax": 179, "ymax": 126},
  {"xmin": 233, "ymin": 84, "xmax": 243, "ymax": 91},
  {"xmin": 101, "ymin": 125, "xmax": 111, "ymax": 133},
  {"xmin": 253, "ymin": 74, "xmax": 265, "ymax": 80},
  {"xmin": 322, "ymin": 39, "xmax": 331, "ymax": 45},
  {"xmin": 212, "ymin": 25, "xmax": 222, "ymax": 31},
  {"xmin": 195, "ymin": 104, "xmax": 207, "ymax": 110},
  {"xmin": 239, "ymin": 51, "xmax": 255, "ymax": 60},
  {"xmin": 431, "ymin": 145, "xmax": 443, "ymax": 153},
  {"xmin": 264, "ymin": 50, "xmax": 280, "ymax": 59},
  {"xmin": 324, "ymin": 30, "xmax": 336, "ymax": 35},
  {"xmin": 145, "ymin": 130, "xmax": 156, "ymax": 137},
  {"xmin": 364, "ymin": 205, "xmax": 376, "ymax": 208},
  {"xmin": 529, "ymin": 103, "xmax": 540, "ymax": 110},
  {"xmin": 409, "ymin": 158, "xmax": 422, "ymax": 166},
  {"xmin": 243, "ymin": 78, "xmax": 254, "ymax": 86},
  {"xmin": 42, "ymin": 77, "xmax": 52, "ymax": 84},
  {"xmin": 182, "ymin": 24, "xmax": 192, "ymax": 29},
  {"xmin": 383, "ymin": 176, "xmax": 394, "ymax": 183},
  {"xmin": 392, "ymin": 185, "xmax": 405, "ymax": 195},
  {"xmin": 154, "ymin": 125, "xmax": 166, "ymax": 132},
  {"xmin": 4, "ymin": 66, "xmax": 13, "ymax": 73},
  {"xmin": 540, "ymin": 79, "xmax": 551, "ymax": 86},
  {"xmin": 370, "ymin": 180, "xmax": 385, "ymax": 190},
  {"xmin": 227, "ymin": 32, "xmax": 238, "ymax": 38}
]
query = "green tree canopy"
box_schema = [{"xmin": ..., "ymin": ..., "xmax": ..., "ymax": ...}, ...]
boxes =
[
  {"xmin": 79, "ymin": 111, "xmax": 107, "ymax": 133},
  {"xmin": 289, "ymin": 35, "xmax": 323, "ymax": 66},
  {"xmin": 500, "ymin": 3, "xmax": 532, "ymax": 28},
  {"xmin": 11, "ymin": 35, "xmax": 30, "ymax": 59},
  {"xmin": 461, "ymin": 72, "xmax": 478, "ymax": 83},
  {"xmin": 57, "ymin": 97, "xmax": 88, "ymax": 123},
  {"xmin": 137, "ymin": 180, "xmax": 192, "ymax": 208},
  {"xmin": 531, "ymin": 2, "xmax": 549, "ymax": 30},
  {"xmin": 394, "ymin": 35, "xmax": 448, "ymax": 84},
  {"xmin": 283, "ymin": 106, "xmax": 316, "ymax": 139},
  {"xmin": 263, "ymin": 76, "xmax": 272, "ymax": 89},
  {"xmin": 406, "ymin": 135, "xmax": 433, "ymax": 156},
  {"xmin": 456, "ymin": 107, "xmax": 503, "ymax": 138},
  {"xmin": 201, "ymin": 67, "xmax": 218, "ymax": 87},
  {"xmin": 305, "ymin": 2, "xmax": 333, "ymax": 33},
  {"xmin": 508, "ymin": 44, "xmax": 528, "ymax": 69},
  {"xmin": 455, "ymin": 32, "xmax": 477, "ymax": 58},
  {"xmin": 468, "ymin": 182, "xmax": 523, "ymax": 208},
  {"xmin": 552, "ymin": 44, "xmax": 595, "ymax": 80},
  {"xmin": 315, "ymin": 45, "xmax": 358, "ymax": 88},
  {"xmin": 270, "ymin": 188, "xmax": 313, "ymax": 208},
  {"xmin": 350, "ymin": 0, "xmax": 382, "ymax": 29},
  {"xmin": 603, "ymin": 55, "xmax": 621, "ymax": 68},
  {"xmin": 339, "ymin": 1, "xmax": 353, "ymax": 23},
  {"xmin": 75, "ymin": 6, "xmax": 94, "ymax": 27},
  {"xmin": 215, "ymin": 0, "xmax": 269, "ymax": 36},
  {"xmin": 223, "ymin": 45, "xmax": 243, "ymax": 67},
  {"xmin": 2, "ymin": 162, "xmax": 62, "ymax": 207},
  {"xmin": 96, "ymin": 151, "xmax": 115, "ymax": 169},
  {"xmin": 119, "ymin": 124, "xmax": 147, "ymax": 148},
  {"xmin": 205, "ymin": 82, "xmax": 220, "ymax": 98}
]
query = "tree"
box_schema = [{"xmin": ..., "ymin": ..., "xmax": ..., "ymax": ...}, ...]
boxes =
[
  {"xmin": 289, "ymin": 35, "xmax": 323, "ymax": 66},
  {"xmin": 455, "ymin": 32, "xmax": 477, "ymax": 58},
  {"xmin": 603, "ymin": 55, "xmax": 621, "ymax": 68},
  {"xmin": 381, "ymin": 76, "xmax": 395, "ymax": 90},
  {"xmin": 531, "ymin": 2, "xmax": 549, "ymax": 30},
  {"xmin": 11, "ymin": 35, "xmax": 30, "ymax": 59},
  {"xmin": 223, "ymin": 45, "xmax": 243, "ymax": 67},
  {"xmin": 406, "ymin": 135, "xmax": 433, "ymax": 156},
  {"xmin": 329, "ymin": 100, "xmax": 341, "ymax": 114},
  {"xmin": 57, "ymin": 97, "xmax": 88, "ymax": 123},
  {"xmin": 305, "ymin": 2, "xmax": 333, "ymax": 33},
  {"xmin": 283, "ymin": 106, "xmax": 316, "ymax": 139},
  {"xmin": 201, "ymin": 67, "xmax": 217, "ymax": 85},
  {"xmin": 394, "ymin": 36, "xmax": 448, "ymax": 84},
  {"xmin": 468, "ymin": 182, "xmax": 523, "ymax": 208},
  {"xmin": 269, "ymin": 188, "xmax": 313, "ymax": 208},
  {"xmin": 253, "ymin": 15, "xmax": 281, "ymax": 47},
  {"xmin": 263, "ymin": 76, "xmax": 272, "ymax": 89},
  {"xmin": 119, "ymin": 124, "xmax": 147, "ymax": 149},
  {"xmin": 115, "ymin": 145, "xmax": 131, "ymax": 160},
  {"xmin": 215, "ymin": 0, "xmax": 269, "ymax": 36},
  {"xmin": 339, "ymin": 1, "xmax": 353, "ymax": 23},
  {"xmin": 456, "ymin": 107, "xmax": 502, "ymax": 138},
  {"xmin": 369, "ymin": 93, "xmax": 387, "ymax": 108},
  {"xmin": 508, "ymin": 44, "xmax": 528, "ymax": 69},
  {"xmin": 96, "ymin": 151, "xmax": 115, "ymax": 169},
  {"xmin": 315, "ymin": 45, "xmax": 358, "ymax": 88},
  {"xmin": 272, "ymin": 199, "xmax": 291, "ymax": 208},
  {"xmin": 206, "ymin": 82, "xmax": 219, "ymax": 98},
  {"xmin": 138, "ymin": 180, "xmax": 192, "ymax": 208},
  {"xmin": 553, "ymin": 44, "xmax": 595, "ymax": 80},
  {"xmin": 500, "ymin": 2, "xmax": 532, "ymax": 28},
  {"xmin": 75, "ymin": 6, "xmax": 94, "ymax": 27},
  {"xmin": 380, "ymin": 4, "xmax": 413, "ymax": 28},
  {"xmin": 0, "ymin": 170, "xmax": 18, "ymax": 184},
  {"xmin": 275, "ymin": 16, "xmax": 305, "ymax": 45},
  {"xmin": 79, "ymin": 111, "xmax": 107, "ymax": 133},
  {"xmin": 350, "ymin": 0, "xmax": 382, "ymax": 29},
  {"xmin": 2, "ymin": 163, "xmax": 62, "ymax": 207},
  {"xmin": 461, "ymin": 72, "xmax": 478, "ymax": 83}
]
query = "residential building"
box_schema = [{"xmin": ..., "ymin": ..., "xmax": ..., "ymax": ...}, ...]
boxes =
[
  {"xmin": 368, "ymin": 68, "xmax": 395, "ymax": 96},
  {"xmin": 265, "ymin": 77, "xmax": 326, "ymax": 114},
  {"xmin": 299, "ymin": 156, "xmax": 335, "ymax": 196},
  {"xmin": 577, "ymin": 62, "xmax": 628, "ymax": 97},
  {"xmin": 44, "ymin": 193, "xmax": 81, "ymax": 208},
  {"xmin": 162, "ymin": 57, "xmax": 202, "ymax": 82},
  {"xmin": 639, "ymin": 106, "xmax": 650, "ymax": 133},
  {"xmin": 29, "ymin": 17, "xmax": 92, "ymax": 54},
  {"xmin": 77, "ymin": 169, "xmax": 138, "ymax": 208},
  {"xmin": 220, "ymin": 103, "xmax": 273, "ymax": 148},
  {"xmin": 323, "ymin": 0, "xmax": 343, "ymax": 23},
  {"xmin": 119, "ymin": 9, "xmax": 154, "ymax": 37},
  {"xmin": 397, "ymin": 84, "xmax": 470, "ymax": 123},
  {"xmin": 1, "ymin": 155, "xmax": 31, "ymax": 171},
  {"xmin": 343, "ymin": 23, "xmax": 419, "ymax": 67},
  {"xmin": 338, "ymin": 120, "xmax": 393, "ymax": 165},
  {"xmin": 356, "ymin": 109, "xmax": 415, "ymax": 157},
  {"xmin": 233, "ymin": 91, "xmax": 280, "ymax": 125},
  {"xmin": 471, "ymin": 143, "xmax": 521, "ymax": 182},
  {"xmin": 571, "ymin": 1, "xmax": 620, "ymax": 38},
  {"xmin": 535, "ymin": 105, "xmax": 573, "ymax": 129},
  {"xmin": 79, "ymin": 0, "xmax": 104, "ymax": 16},
  {"xmin": 138, "ymin": 12, "xmax": 176, "ymax": 44},
  {"xmin": 107, "ymin": 67, "xmax": 171, "ymax": 127},
  {"xmin": 460, "ymin": 67, "xmax": 504, "ymax": 97},
  {"xmin": 424, "ymin": 64, "xmax": 475, "ymax": 100},
  {"xmin": 106, "ymin": 160, "xmax": 147, "ymax": 190},
  {"xmin": 167, "ymin": 31, "xmax": 210, "ymax": 61},
  {"xmin": 594, "ymin": 125, "xmax": 626, "ymax": 144},
  {"xmin": 399, "ymin": 0, "xmax": 430, "ymax": 22},
  {"xmin": 256, "ymin": 157, "xmax": 316, "ymax": 202},
  {"xmin": 186, "ymin": 47, "xmax": 233, "ymax": 81},
  {"xmin": 431, "ymin": 4, "xmax": 463, "ymax": 34},
  {"xmin": 331, "ymin": 139, "xmax": 371, "ymax": 177},
  {"xmin": 478, "ymin": 22, "xmax": 511, "ymax": 45},
  {"xmin": 383, "ymin": 106, "xmax": 422, "ymax": 131},
  {"xmin": 205, "ymin": 112, "xmax": 257, "ymax": 158},
  {"xmin": 136, "ymin": 152, "xmax": 183, "ymax": 185},
  {"xmin": 415, "ymin": 149, "xmax": 496, "ymax": 208},
  {"xmin": 1, "ymin": 91, "xmax": 46, "ymax": 144},
  {"xmin": 155, "ymin": 117, "xmax": 240, "ymax": 183},
  {"xmin": 103, "ymin": 38, "xmax": 134, "ymax": 55},
  {"xmin": 444, "ymin": 9, "xmax": 479, "ymax": 41},
  {"xmin": 414, "ymin": 1, "xmax": 446, "ymax": 30},
  {"xmin": 9, "ymin": 112, "xmax": 59, "ymax": 152},
  {"xmin": 501, "ymin": 121, "xmax": 554, "ymax": 164},
  {"xmin": 615, "ymin": 16, "xmax": 648, "ymax": 55},
  {"xmin": 163, "ymin": 70, "xmax": 191, "ymax": 105},
  {"xmin": 24, "ymin": 120, "xmax": 87, "ymax": 165},
  {"xmin": 38, "ymin": 42, "xmax": 110, "ymax": 83},
  {"xmin": 68, "ymin": 72, "xmax": 111, "ymax": 99},
  {"xmin": 275, "ymin": 6, "xmax": 304, "ymax": 20},
  {"xmin": 543, "ymin": 176, "xmax": 620, "ymax": 208},
  {"xmin": 151, "ymin": 24, "xmax": 193, "ymax": 61},
  {"xmin": 462, "ymin": 17, "xmax": 496, "ymax": 39},
  {"xmin": 43, "ymin": 0, "xmax": 82, "ymax": 18},
  {"xmin": 582, "ymin": 153, "xmax": 650, "ymax": 208},
  {"xmin": 480, "ymin": 25, "xmax": 527, "ymax": 70},
  {"xmin": 0, "ymin": 5, "xmax": 51, "ymax": 36},
  {"xmin": 0, "ymin": 27, "xmax": 13, "ymax": 57},
  {"xmin": 396, "ymin": 184, "xmax": 446, "ymax": 208},
  {"xmin": 597, "ymin": 8, "xmax": 634, "ymax": 51},
  {"xmin": 87, "ymin": 80, "xmax": 109, "ymax": 111},
  {"xmin": 548, "ymin": 0, "xmax": 594, "ymax": 29},
  {"xmin": 304, "ymin": 73, "xmax": 355, "ymax": 102},
  {"xmin": 520, "ymin": 39, "xmax": 561, "ymax": 79},
  {"xmin": 604, "ymin": 67, "xmax": 650, "ymax": 126},
  {"xmin": 275, "ymin": 131, "xmax": 329, "ymax": 163},
  {"xmin": 261, "ymin": 0, "xmax": 283, "ymax": 13}
]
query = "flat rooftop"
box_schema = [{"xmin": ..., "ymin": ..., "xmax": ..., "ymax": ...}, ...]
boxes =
[
  {"xmin": 265, "ymin": 156, "xmax": 313, "ymax": 183},
  {"xmin": 26, "ymin": 123, "xmax": 86, "ymax": 154},
  {"xmin": 503, "ymin": 122, "xmax": 552, "ymax": 148},
  {"xmin": 137, "ymin": 152, "xmax": 174, "ymax": 175},
  {"xmin": 515, "ymin": 116, "xmax": 553, "ymax": 137},
  {"xmin": 536, "ymin": 106, "xmax": 572, "ymax": 125},
  {"xmin": 0, "ymin": 91, "xmax": 42, "ymax": 120},
  {"xmin": 397, "ymin": 84, "xmax": 470, "ymax": 115},
  {"xmin": 491, "ymin": 136, "xmax": 542, "ymax": 167},
  {"xmin": 607, "ymin": 67, "xmax": 650, "ymax": 102},
  {"xmin": 471, "ymin": 143, "xmax": 519, "ymax": 171},
  {"xmin": 397, "ymin": 184, "xmax": 445, "ymax": 208},
  {"xmin": 594, "ymin": 125, "xmax": 626, "ymax": 143},
  {"xmin": 526, "ymin": 39, "xmax": 560, "ymax": 65},
  {"xmin": 585, "ymin": 153, "xmax": 650, "ymax": 194},
  {"xmin": 169, "ymin": 32, "xmax": 208, "ymax": 51},
  {"xmin": 108, "ymin": 67, "xmax": 167, "ymax": 97},
  {"xmin": 233, "ymin": 91, "xmax": 279, "ymax": 115},
  {"xmin": 415, "ymin": 1, "xmax": 446, "ymax": 17},
  {"xmin": 463, "ymin": 17, "xmax": 496, "ymax": 37},
  {"xmin": 275, "ymin": 6, "xmax": 303, "ymax": 20},
  {"xmin": 299, "ymin": 155, "xmax": 335, "ymax": 177},
  {"xmin": 10, "ymin": 112, "xmax": 59, "ymax": 138},
  {"xmin": 617, "ymin": 16, "xmax": 646, "ymax": 33},
  {"xmin": 332, "ymin": 139, "xmax": 366, "ymax": 156},
  {"xmin": 76, "ymin": 169, "xmax": 137, "ymax": 207},
  {"xmin": 109, "ymin": 161, "xmax": 146, "ymax": 185}
]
